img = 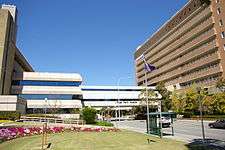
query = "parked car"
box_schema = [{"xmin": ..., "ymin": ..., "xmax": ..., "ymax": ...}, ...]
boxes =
[
  {"xmin": 161, "ymin": 116, "xmax": 171, "ymax": 128},
  {"xmin": 208, "ymin": 120, "xmax": 225, "ymax": 129}
]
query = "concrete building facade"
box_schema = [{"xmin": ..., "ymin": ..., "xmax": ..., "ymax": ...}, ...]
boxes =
[
  {"xmin": 0, "ymin": 5, "xmax": 33, "ymax": 95},
  {"xmin": 134, "ymin": 0, "xmax": 225, "ymax": 91},
  {"xmin": 81, "ymin": 86, "xmax": 158, "ymax": 110},
  {"xmin": 11, "ymin": 72, "xmax": 83, "ymax": 113}
]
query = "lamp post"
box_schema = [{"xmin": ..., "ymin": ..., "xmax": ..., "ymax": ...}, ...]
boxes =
[
  {"xmin": 44, "ymin": 98, "xmax": 48, "ymax": 122},
  {"xmin": 196, "ymin": 87, "xmax": 206, "ymax": 143},
  {"xmin": 117, "ymin": 76, "xmax": 131, "ymax": 122}
]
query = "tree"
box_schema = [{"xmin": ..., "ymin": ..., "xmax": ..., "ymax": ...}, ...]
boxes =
[
  {"xmin": 183, "ymin": 86, "xmax": 199, "ymax": 114},
  {"xmin": 171, "ymin": 92, "xmax": 186, "ymax": 114},
  {"xmin": 70, "ymin": 108, "xmax": 81, "ymax": 114},
  {"xmin": 212, "ymin": 93, "xmax": 225, "ymax": 114},
  {"xmin": 202, "ymin": 95, "xmax": 215, "ymax": 114},
  {"xmin": 156, "ymin": 82, "xmax": 172, "ymax": 111},
  {"xmin": 216, "ymin": 78, "xmax": 225, "ymax": 92},
  {"xmin": 139, "ymin": 88, "xmax": 158, "ymax": 109},
  {"xmin": 81, "ymin": 107, "xmax": 97, "ymax": 124}
]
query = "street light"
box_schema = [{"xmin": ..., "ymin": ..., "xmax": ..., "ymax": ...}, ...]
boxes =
[
  {"xmin": 44, "ymin": 98, "xmax": 48, "ymax": 122},
  {"xmin": 196, "ymin": 87, "xmax": 206, "ymax": 143},
  {"xmin": 117, "ymin": 76, "xmax": 132, "ymax": 122}
]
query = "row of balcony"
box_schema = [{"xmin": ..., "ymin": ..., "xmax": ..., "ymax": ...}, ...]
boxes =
[
  {"xmin": 136, "ymin": 6, "xmax": 212, "ymax": 67},
  {"xmin": 148, "ymin": 54, "xmax": 221, "ymax": 85},
  {"xmin": 149, "ymin": 18, "xmax": 214, "ymax": 66},
  {"xmin": 136, "ymin": 20, "xmax": 215, "ymax": 74},
  {"xmin": 175, "ymin": 66, "xmax": 221, "ymax": 86},
  {"xmin": 147, "ymin": 52, "xmax": 220, "ymax": 84},
  {"xmin": 137, "ymin": 52, "xmax": 220, "ymax": 85},
  {"xmin": 137, "ymin": 29, "xmax": 216, "ymax": 78}
]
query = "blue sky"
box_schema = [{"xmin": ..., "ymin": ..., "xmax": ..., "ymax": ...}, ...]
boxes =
[{"xmin": 1, "ymin": 0, "xmax": 188, "ymax": 85}]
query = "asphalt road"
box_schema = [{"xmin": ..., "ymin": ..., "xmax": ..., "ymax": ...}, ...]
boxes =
[{"xmin": 113, "ymin": 120, "xmax": 225, "ymax": 142}]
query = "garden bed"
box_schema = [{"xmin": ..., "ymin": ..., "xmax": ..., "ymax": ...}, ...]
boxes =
[{"xmin": 0, "ymin": 126, "xmax": 119, "ymax": 143}]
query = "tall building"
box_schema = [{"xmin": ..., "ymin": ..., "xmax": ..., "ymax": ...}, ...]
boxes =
[
  {"xmin": 134, "ymin": 0, "xmax": 225, "ymax": 91},
  {"xmin": 0, "ymin": 5, "xmax": 33, "ymax": 95}
]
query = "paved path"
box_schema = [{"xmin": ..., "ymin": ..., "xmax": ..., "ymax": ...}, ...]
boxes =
[{"xmin": 113, "ymin": 120, "xmax": 225, "ymax": 143}]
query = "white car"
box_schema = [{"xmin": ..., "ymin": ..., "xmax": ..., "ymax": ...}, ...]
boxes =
[{"xmin": 161, "ymin": 117, "xmax": 171, "ymax": 128}]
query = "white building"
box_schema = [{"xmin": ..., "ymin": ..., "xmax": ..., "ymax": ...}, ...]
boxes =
[
  {"xmin": 81, "ymin": 86, "xmax": 159, "ymax": 110},
  {"xmin": 8, "ymin": 72, "xmax": 160, "ymax": 113}
]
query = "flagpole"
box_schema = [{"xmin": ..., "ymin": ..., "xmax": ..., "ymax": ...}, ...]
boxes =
[
  {"xmin": 138, "ymin": 54, "xmax": 155, "ymax": 135},
  {"xmin": 145, "ymin": 70, "xmax": 150, "ymax": 134}
]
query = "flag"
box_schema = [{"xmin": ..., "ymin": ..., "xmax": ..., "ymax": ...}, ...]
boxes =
[{"xmin": 140, "ymin": 54, "xmax": 156, "ymax": 72}]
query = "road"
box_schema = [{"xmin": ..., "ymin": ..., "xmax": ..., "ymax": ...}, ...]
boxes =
[{"xmin": 113, "ymin": 120, "xmax": 225, "ymax": 142}]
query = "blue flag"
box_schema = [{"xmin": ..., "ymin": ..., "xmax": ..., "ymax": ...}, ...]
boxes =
[{"xmin": 140, "ymin": 54, "xmax": 156, "ymax": 72}]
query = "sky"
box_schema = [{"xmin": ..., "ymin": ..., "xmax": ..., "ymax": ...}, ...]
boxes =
[{"xmin": 1, "ymin": 0, "xmax": 188, "ymax": 86}]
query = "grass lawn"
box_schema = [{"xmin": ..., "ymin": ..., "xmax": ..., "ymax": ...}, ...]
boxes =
[{"xmin": 0, "ymin": 130, "xmax": 188, "ymax": 150}]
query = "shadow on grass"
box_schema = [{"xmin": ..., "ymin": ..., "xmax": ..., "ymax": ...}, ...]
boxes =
[{"xmin": 186, "ymin": 139, "xmax": 225, "ymax": 150}]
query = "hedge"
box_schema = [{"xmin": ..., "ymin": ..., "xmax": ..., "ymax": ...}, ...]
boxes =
[
  {"xmin": 0, "ymin": 111, "xmax": 20, "ymax": 120},
  {"xmin": 191, "ymin": 115, "xmax": 225, "ymax": 120},
  {"xmin": 95, "ymin": 121, "xmax": 114, "ymax": 127}
]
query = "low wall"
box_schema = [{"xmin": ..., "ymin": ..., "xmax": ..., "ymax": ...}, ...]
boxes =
[{"xmin": 0, "ymin": 95, "xmax": 26, "ymax": 114}]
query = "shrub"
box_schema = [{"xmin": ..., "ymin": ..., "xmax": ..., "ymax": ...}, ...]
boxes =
[
  {"xmin": 95, "ymin": 121, "xmax": 114, "ymax": 127},
  {"xmin": 81, "ymin": 107, "xmax": 97, "ymax": 124},
  {"xmin": 0, "ymin": 111, "xmax": 20, "ymax": 121}
]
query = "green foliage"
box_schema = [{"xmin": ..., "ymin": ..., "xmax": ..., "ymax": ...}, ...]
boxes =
[
  {"xmin": 171, "ymin": 86, "xmax": 225, "ymax": 116},
  {"xmin": 81, "ymin": 107, "xmax": 97, "ymax": 124},
  {"xmin": 0, "ymin": 120, "xmax": 14, "ymax": 123},
  {"xmin": 156, "ymin": 82, "xmax": 172, "ymax": 111},
  {"xmin": 212, "ymin": 93, "xmax": 225, "ymax": 114},
  {"xmin": 216, "ymin": 78, "xmax": 225, "ymax": 92},
  {"xmin": 95, "ymin": 121, "xmax": 114, "ymax": 127},
  {"xmin": 191, "ymin": 115, "xmax": 225, "ymax": 120},
  {"xmin": 69, "ymin": 108, "xmax": 81, "ymax": 114},
  {"xmin": 0, "ymin": 111, "xmax": 20, "ymax": 120},
  {"xmin": 139, "ymin": 88, "xmax": 158, "ymax": 106},
  {"xmin": 171, "ymin": 92, "xmax": 186, "ymax": 114},
  {"xmin": 183, "ymin": 87, "xmax": 199, "ymax": 113}
]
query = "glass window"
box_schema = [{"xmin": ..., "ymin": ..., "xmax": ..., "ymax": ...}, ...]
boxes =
[
  {"xmin": 219, "ymin": 20, "xmax": 223, "ymax": 26},
  {"xmin": 81, "ymin": 89, "xmax": 142, "ymax": 91},
  {"xmin": 217, "ymin": 8, "xmax": 221, "ymax": 14},
  {"xmin": 12, "ymin": 80, "xmax": 82, "ymax": 86},
  {"xmin": 19, "ymin": 94, "xmax": 82, "ymax": 100},
  {"xmin": 221, "ymin": 32, "xmax": 225, "ymax": 39}
]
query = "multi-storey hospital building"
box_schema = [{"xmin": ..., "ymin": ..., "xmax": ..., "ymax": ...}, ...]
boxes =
[{"xmin": 135, "ymin": 0, "xmax": 225, "ymax": 91}]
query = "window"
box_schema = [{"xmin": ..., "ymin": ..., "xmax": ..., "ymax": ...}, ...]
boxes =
[
  {"xmin": 221, "ymin": 32, "xmax": 225, "ymax": 39},
  {"xmin": 216, "ymin": 0, "xmax": 219, "ymax": 3},
  {"xmin": 217, "ymin": 8, "xmax": 221, "ymax": 14},
  {"xmin": 18, "ymin": 94, "xmax": 82, "ymax": 100},
  {"xmin": 219, "ymin": 20, "xmax": 223, "ymax": 26},
  {"xmin": 223, "ymin": 44, "xmax": 225, "ymax": 50},
  {"xmin": 12, "ymin": 80, "xmax": 82, "ymax": 86}
]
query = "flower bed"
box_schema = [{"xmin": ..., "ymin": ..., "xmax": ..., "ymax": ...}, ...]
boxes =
[{"xmin": 0, "ymin": 126, "xmax": 119, "ymax": 142}]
